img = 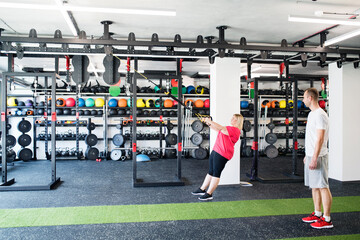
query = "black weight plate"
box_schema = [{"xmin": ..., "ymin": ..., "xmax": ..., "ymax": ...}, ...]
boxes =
[
  {"xmin": 85, "ymin": 134, "xmax": 98, "ymax": 146},
  {"xmin": 243, "ymin": 146, "xmax": 253, "ymax": 157},
  {"xmin": 265, "ymin": 133, "xmax": 278, "ymax": 144},
  {"xmin": 87, "ymin": 122, "xmax": 96, "ymax": 131},
  {"xmin": 191, "ymin": 120, "xmax": 204, "ymax": 133},
  {"xmin": 18, "ymin": 148, "xmax": 32, "ymax": 161},
  {"xmin": 267, "ymin": 122, "xmax": 275, "ymax": 130},
  {"xmin": 165, "ymin": 133, "xmax": 177, "ymax": 145},
  {"xmin": 243, "ymin": 120, "xmax": 252, "ymax": 132},
  {"xmin": 86, "ymin": 147, "xmax": 99, "ymax": 160},
  {"xmin": 193, "ymin": 147, "xmax": 207, "ymax": 160},
  {"xmin": 7, "ymin": 149, "xmax": 16, "ymax": 162},
  {"xmin": 191, "ymin": 133, "xmax": 203, "ymax": 146},
  {"xmin": 18, "ymin": 134, "xmax": 32, "ymax": 147},
  {"xmin": 164, "ymin": 149, "xmax": 177, "ymax": 158},
  {"xmin": 6, "ymin": 135, "xmax": 16, "ymax": 148},
  {"xmin": 167, "ymin": 122, "xmax": 174, "ymax": 130},
  {"xmin": 112, "ymin": 134, "xmax": 124, "ymax": 146},
  {"xmin": 265, "ymin": 145, "xmax": 278, "ymax": 159},
  {"xmin": 17, "ymin": 119, "xmax": 32, "ymax": 133}
]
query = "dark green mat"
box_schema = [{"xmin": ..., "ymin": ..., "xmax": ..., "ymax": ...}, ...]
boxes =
[
  {"xmin": 276, "ymin": 234, "xmax": 360, "ymax": 240},
  {"xmin": 0, "ymin": 196, "xmax": 359, "ymax": 228}
]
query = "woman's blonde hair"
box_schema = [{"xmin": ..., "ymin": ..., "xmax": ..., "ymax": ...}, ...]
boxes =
[{"xmin": 233, "ymin": 114, "xmax": 244, "ymax": 130}]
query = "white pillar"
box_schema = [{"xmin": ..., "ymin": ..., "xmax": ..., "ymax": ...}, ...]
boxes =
[
  {"xmin": 210, "ymin": 57, "xmax": 241, "ymax": 185},
  {"xmin": 329, "ymin": 63, "xmax": 360, "ymax": 181}
]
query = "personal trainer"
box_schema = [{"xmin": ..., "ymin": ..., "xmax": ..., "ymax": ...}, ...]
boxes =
[
  {"xmin": 191, "ymin": 114, "xmax": 243, "ymax": 201},
  {"xmin": 301, "ymin": 88, "xmax": 333, "ymax": 229}
]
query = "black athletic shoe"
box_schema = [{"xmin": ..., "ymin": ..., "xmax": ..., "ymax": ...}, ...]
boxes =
[
  {"xmin": 198, "ymin": 192, "xmax": 213, "ymax": 201},
  {"xmin": 191, "ymin": 188, "xmax": 206, "ymax": 196}
]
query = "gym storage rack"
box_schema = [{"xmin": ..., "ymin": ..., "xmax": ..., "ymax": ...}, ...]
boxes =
[{"xmin": 1, "ymin": 72, "xmax": 61, "ymax": 191}]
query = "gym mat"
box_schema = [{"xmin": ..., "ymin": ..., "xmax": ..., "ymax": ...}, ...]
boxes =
[{"xmin": 1, "ymin": 196, "xmax": 359, "ymax": 228}]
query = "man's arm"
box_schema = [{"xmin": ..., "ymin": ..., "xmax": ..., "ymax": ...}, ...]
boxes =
[
  {"xmin": 202, "ymin": 117, "xmax": 229, "ymax": 135},
  {"xmin": 309, "ymin": 129, "xmax": 325, "ymax": 170}
]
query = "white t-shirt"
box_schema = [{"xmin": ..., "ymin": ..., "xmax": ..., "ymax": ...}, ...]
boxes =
[{"xmin": 305, "ymin": 108, "xmax": 329, "ymax": 157}]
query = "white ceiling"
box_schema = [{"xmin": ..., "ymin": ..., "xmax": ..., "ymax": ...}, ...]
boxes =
[{"xmin": 1, "ymin": 0, "xmax": 360, "ymax": 81}]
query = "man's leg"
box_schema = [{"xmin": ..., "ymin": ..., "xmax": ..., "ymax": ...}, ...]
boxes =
[
  {"xmin": 321, "ymin": 188, "xmax": 332, "ymax": 219},
  {"xmin": 312, "ymin": 188, "xmax": 322, "ymax": 213}
]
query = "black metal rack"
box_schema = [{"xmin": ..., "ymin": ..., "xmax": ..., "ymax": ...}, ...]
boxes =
[{"xmin": 0, "ymin": 71, "xmax": 61, "ymax": 191}]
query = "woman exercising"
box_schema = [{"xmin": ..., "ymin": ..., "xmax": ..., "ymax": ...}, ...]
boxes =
[{"xmin": 192, "ymin": 114, "xmax": 243, "ymax": 201}]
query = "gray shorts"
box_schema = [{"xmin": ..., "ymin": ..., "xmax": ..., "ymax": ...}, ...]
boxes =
[{"xmin": 304, "ymin": 154, "xmax": 329, "ymax": 189}]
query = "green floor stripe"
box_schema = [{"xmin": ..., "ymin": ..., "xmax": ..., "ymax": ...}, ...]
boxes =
[
  {"xmin": 276, "ymin": 234, "xmax": 360, "ymax": 240},
  {"xmin": 0, "ymin": 196, "xmax": 359, "ymax": 228}
]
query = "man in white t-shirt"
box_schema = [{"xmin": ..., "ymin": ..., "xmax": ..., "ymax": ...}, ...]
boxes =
[{"xmin": 301, "ymin": 87, "xmax": 333, "ymax": 229}]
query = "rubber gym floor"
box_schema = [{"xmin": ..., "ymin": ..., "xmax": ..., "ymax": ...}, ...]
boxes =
[{"xmin": 0, "ymin": 156, "xmax": 359, "ymax": 240}]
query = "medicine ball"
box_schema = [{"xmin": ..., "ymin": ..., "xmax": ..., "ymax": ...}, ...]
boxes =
[
  {"xmin": 195, "ymin": 86, "xmax": 205, "ymax": 95},
  {"xmin": 173, "ymin": 100, "xmax": 178, "ymax": 106},
  {"xmin": 137, "ymin": 99, "xmax": 146, "ymax": 108},
  {"xmin": 193, "ymin": 99, "xmax": 203, "ymax": 108},
  {"xmin": 91, "ymin": 110, "xmax": 97, "ymax": 115},
  {"xmin": 25, "ymin": 99, "xmax": 33, "ymax": 107},
  {"xmin": 95, "ymin": 98, "xmax": 105, "ymax": 107},
  {"xmin": 17, "ymin": 101, "xmax": 25, "ymax": 106},
  {"xmin": 240, "ymin": 101, "xmax": 249, "ymax": 109},
  {"xmin": 204, "ymin": 99, "xmax": 210, "ymax": 108},
  {"xmin": 63, "ymin": 109, "xmax": 71, "ymax": 115},
  {"xmin": 127, "ymin": 98, "xmax": 132, "ymax": 107},
  {"xmin": 108, "ymin": 98, "xmax": 118, "ymax": 107},
  {"xmin": 56, "ymin": 98, "xmax": 66, "ymax": 107},
  {"xmin": 187, "ymin": 85, "xmax": 195, "ymax": 94},
  {"xmin": 85, "ymin": 98, "xmax": 95, "ymax": 107},
  {"xmin": 79, "ymin": 110, "xmax": 84, "ymax": 115},
  {"xmin": 37, "ymin": 108, "xmax": 44, "ymax": 115},
  {"xmin": 155, "ymin": 99, "xmax": 162, "ymax": 108},
  {"xmin": 118, "ymin": 99, "xmax": 127, "ymax": 108},
  {"xmin": 154, "ymin": 86, "xmax": 161, "ymax": 93},
  {"xmin": 185, "ymin": 99, "xmax": 194, "ymax": 107},
  {"xmin": 84, "ymin": 110, "xmax": 91, "ymax": 115},
  {"xmin": 271, "ymin": 100, "xmax": 279, "ymax": 109},
  {"xmin": 7, "ymin": 97, "xmax": 18, "ymax": 106},
  {"xmin": 288, "ymin": 100, "xmax": 294, "ymax": 109},
  {"xmin": 319, "ymin": 100, "xmax": 326, "ymax": 109},
  {"xmin": 279, "ymin": 100, "xmax": 286, "ymax": 109},
  {"xmin": 118, "ymin": 109, "xmax": 125, "ymax": 115},
  {"xmin": 78, "ymin": 98, "xmax": 85, "ymax": 107},
  {"xmin": 66, "ymin": 98, "xmax": 76, "ymax": 107},
  {"xmin": 297, "ymin": 100, "xmax": 303, "ymax": 109},
  {"xmin": 97, "ymin": 110, "xmax": 103, "ymax": 115},
  {"xmin": 261, "ymin": 100, "xmax": 270, "ymax": 108},
  {"xmin": 56, "ymin": 108, "xmax": 63, "ymax": 115},
  {"xmin": 109, "ymin": 109, "xmax": 117, "ymax": 115},
  {"xmin": 146, "ymin": 99, "xmax": 155, "ymax": 108},
  {"xmin": 71, "ymin": 109, "xmax": 76, "ymax": 115},
  {"xmin": 164, "ymin": 99, "xmax": 174, "ymax": 108}
]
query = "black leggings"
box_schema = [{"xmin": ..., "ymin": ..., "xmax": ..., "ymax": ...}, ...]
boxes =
[{"xmin": 208, "ymin": 151, "xmax": 228, "ymax": 178}]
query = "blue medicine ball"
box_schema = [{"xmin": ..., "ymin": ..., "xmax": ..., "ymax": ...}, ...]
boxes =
[
  {"xmin": 108, "ymin": 98, "xmax": 118, "ymax": 107},
  {"xmin": 78, "ymin": 98, "xmax": 85, "ymax": 107},
  {"xmin": 186, "ymin": 85, "xmax": 195, "ymax": 94},
  {"xmin": 240, "ymin": 101, "xmax": 249, "ymax": 109},
  {"xmin": 297, "ymin": 100, "xmax": 303, "ymax": 109}
]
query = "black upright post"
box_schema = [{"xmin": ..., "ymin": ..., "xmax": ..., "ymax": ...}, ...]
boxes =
[
  {"xmin": 1, "ymin": 72, "xmax": 8, "ymax": 183},
  {"xmin": 250, "ymin": 78, "xmax": 258, "ymax": 179},
  {"xmin": 292, "ymin": 79, "xmax": 298, "ymax": 175},
  {"xmin": 285, "ymin": 83, "xmax": 289, "ymax": 151},
  {"xmin": 176, "ymin": 59, "xmax": 182, "ymax": 180},
  {"xmin": 51, "ymin": 73, "xmax": 57, "ymax": 182},
  {"xmin": 132, "ymin": 58, "xmax": 138, "ymax": 185}
]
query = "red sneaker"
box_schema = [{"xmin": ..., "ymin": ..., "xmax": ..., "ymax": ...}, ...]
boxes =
[
  {"xmin": 310, "ymin": 217, "xmax": 334, "ymax": 229},
  {"xmin": 302, "ymin": 212, "xmax": 321, "ymax": 223}
]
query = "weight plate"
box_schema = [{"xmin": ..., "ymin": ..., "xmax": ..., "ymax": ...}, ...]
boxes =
[
  {"xmin": 18, "ymin": 134, "xmax": 32, "ymax": 147},
  {"xmin": 18, "ymin": 148, "xmax": 32, "ymax": 161},
  {"xmin": 110, "ymin": 149, "xmax": 122, "ymax": 161},
  {"xmin": 193, "ymin": 147, "xmax": 208, "ymax": 160},
  {"xmin": 265, "ymin": 133, "xmax": 278, "ymax": 144},
  {"xmin": 167, "ymin": 122, "xmax": 174, "ymax": 130},
  {"xmin": 112, "ymin": 134, "xmax": 124, "ymax": 146},
  {"xmin": 265, "ymin": 145, "xmax": 278, "ymax": 159},
  {"xmin": 267, "ymin": 122, "xmax": 275, "ymax": 130},
  {"xmin": 85, "ymin": 147, "xmax": 99, "ymax": 160},
  {"xmin": 6, "ymin": 149, "xmax": 16, "ymax": 162},
  {"xmin": 87, "ymin": 122, "xmax": 96, "ymax": 131},
  {"xmin": 191, "ymin": 120, "xmax": 204, "ymax": 133},
  {"xmin": 7, "ymin": 124, "xmax": 12, "ymax": 130},
  {"xmin": 165, "ymin": 133, "xmax": 177, "ymax": 145},
  {"xmin": 243, "ymin": 120, "xmax": 252, "ymax": 132},
  {"xmin": 116, "ymin": 124, "xmax": 122, "ymax": 130},
  {"xmin": 243, "ymin": 146, "xmax": 253, "ymax": 157},
  {"xmin": 191, "ymin": 133, "xmax": 203, "ymax": 146},
  {"xmin": 6, "ymin": 135, "xmax": 16, "ymax": 148},
  {"xmin": 164, "ymin": 149, "xmax": 177, "ymax": 158},
  {"xmin": 17, "ymin": 119, "xmax": 32, "ymax": 133},
  {"xmin": 85, "ymin": 134, "xmax": 98, "ymax": 147}
]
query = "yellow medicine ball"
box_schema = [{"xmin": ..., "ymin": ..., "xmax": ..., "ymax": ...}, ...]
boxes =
[{"xmin": 95, "ymin": 98, "xmax": 105, "ymax": 107}]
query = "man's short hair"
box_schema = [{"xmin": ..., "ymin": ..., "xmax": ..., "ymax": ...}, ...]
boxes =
[{"xmin": 305, "ymin": 88, "xmax": 319, "ymax": 101}]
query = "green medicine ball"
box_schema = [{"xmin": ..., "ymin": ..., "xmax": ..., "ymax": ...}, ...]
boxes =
[{"xmin": 85, "ymin": 98, "xmax": 95, "ymax": 107}]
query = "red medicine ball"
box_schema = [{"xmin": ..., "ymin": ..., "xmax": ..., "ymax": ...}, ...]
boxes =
[
  {"xmin": 204, "ymin": 99, "xmax": 210, "ymax": 108},
  {"xmin": 66, "ymin": 98, "xmax": 76, "ymax": 107}
]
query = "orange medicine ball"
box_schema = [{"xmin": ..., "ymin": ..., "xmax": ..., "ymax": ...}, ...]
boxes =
[
  {"xmin": 194, "ymin": 99, "xmax": 204, "ymax": 108},
  {"xmin": 185, "ymin": 99, "xmax": 194, "ymax": 107},
  {"xmin": 118, "ymin": 99, "xmax": 127, "ymax": 107},
  {"xmin": 164, "ymin": 99, "xmax": 174, "ymax": 108}
]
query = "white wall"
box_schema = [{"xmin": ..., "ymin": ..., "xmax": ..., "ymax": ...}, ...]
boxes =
[
  {"xmin": 329, "ymin": 63, "xmax": 360, "ymax": 181},
  {"xmin": 210, "ymin": 57, "xmax": 241, "ymax": 185}
]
